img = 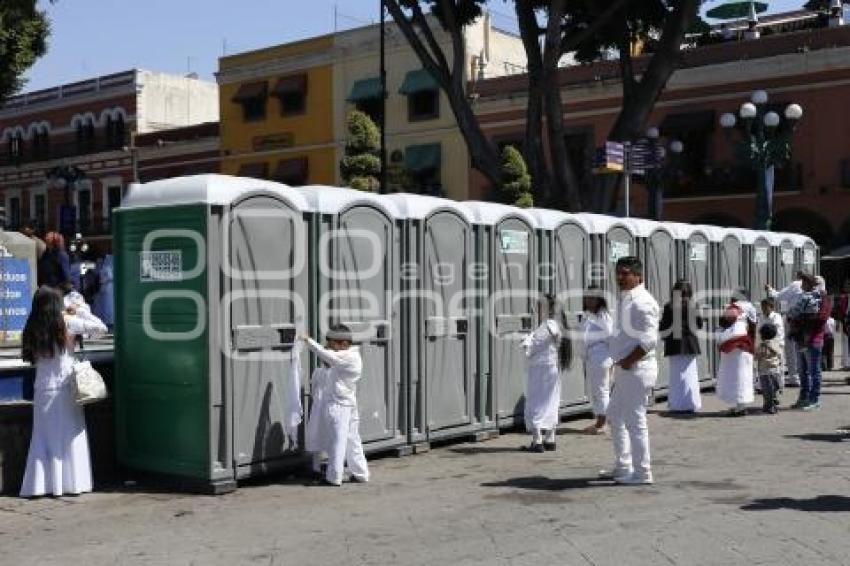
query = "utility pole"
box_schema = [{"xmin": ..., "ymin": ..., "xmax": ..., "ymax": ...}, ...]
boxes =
[{"xmin": 379, "ymin": 0, "xmax": 388, "ymax": 194}]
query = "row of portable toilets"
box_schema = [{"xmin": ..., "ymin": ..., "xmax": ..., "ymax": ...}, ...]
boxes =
[{"xmin": 113, "ymin": 175, "xmax": 819, "ymax": 491}]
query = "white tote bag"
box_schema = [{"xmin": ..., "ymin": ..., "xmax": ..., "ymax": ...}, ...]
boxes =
[{"xmin": 73, "ymin": 359, "xmax": 108, "ymax": 405}]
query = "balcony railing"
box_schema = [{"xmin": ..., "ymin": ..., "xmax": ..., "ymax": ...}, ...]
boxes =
[
  {"xmin": 0, "ymin": 135, "xmax": 128, "ymax": 168},
  {"xmin": 665, "ymin": 162, "xmax": 803, "ymax": 199}
]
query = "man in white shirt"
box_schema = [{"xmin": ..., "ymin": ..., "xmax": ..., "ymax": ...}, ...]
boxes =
[
  {"xmin": 601, "ymin": 256, "xmax": 660, "ymax": 485},
  {"xmin": 301, "ymin": 325, "xmax": 369, "ymax": 486},
  {"xmin": 766, "ymin": 273, "xmax": 804, "ymax": 387}
]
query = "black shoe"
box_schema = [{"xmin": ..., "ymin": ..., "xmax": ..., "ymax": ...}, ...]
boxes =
[
  {"xmin": 528, "ymin": 442, "xmax": 545, "ymax": 453},
  {"xmin": 320, "ymin": 478, "xmax": 342, "ymax": 487},
  {"xmin": 543, "ymin": 442, "xmax": 556, "ymax": 451}
]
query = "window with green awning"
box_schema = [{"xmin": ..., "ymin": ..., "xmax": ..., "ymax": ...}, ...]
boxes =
[
  {"xmin": 404, "ymin": 143, "xmax": 441, "ymax": 172},
  {"xmin": 347, "ymin": 78, "xmax": 384, "ymax": 102},
  {"xmin": 398, "ymin": 69, "xmax": 439, "ymax": 95}
]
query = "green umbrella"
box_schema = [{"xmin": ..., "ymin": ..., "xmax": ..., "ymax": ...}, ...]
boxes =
[{"xmin": 706, "ymin": 1, "xmax": 768, "ymax": 20}]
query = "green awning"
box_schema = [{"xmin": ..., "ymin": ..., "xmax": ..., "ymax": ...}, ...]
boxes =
[
  {"xmin": 404, "ymin": 143, "xmax": 441, "ymax": 172},
  {"xmin": 347, "ymin": 77, "xmax": 383, "ymax": 102},
  {"xmin": 398, "ymin": 69, "xmax": 439, "ymax": 95}
]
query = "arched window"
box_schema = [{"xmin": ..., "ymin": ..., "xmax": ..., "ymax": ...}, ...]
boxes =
[
  {"xmin": 106, "ymin": 114, "xmax": 126, "ymax": 149},
  {"xmin": 7, "ymin": 131, "xmax": 24, "ymax": 163},
  {"xmin": 76, "ymin": 117, "xmax": 96, "ymax": 152}
]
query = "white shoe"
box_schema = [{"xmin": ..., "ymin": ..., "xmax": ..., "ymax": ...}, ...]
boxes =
[
  {"xmin": 615, "ymin": 472, "xmax": 654, "ymax": 485},
  {"xmin": 598, "ymin": 467, "xmax": 632, "ymax": 481}
]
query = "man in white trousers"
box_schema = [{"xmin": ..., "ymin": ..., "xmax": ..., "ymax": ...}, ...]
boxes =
[
  {"xmin": 766, "ymin": 273, "xmax": 804, "ymax": 387},
  {"xmin": 301, "ymin": 325, "xmax": 369, "ymax": 486},
  {"xmin": 600, "ymin": 256, "xmax": 660, "ymax": 485}
]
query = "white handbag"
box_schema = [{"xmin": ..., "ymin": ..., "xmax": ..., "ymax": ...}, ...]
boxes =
[{"xmin": 73, "ymin": 359, "xmax": 108, "ymax": 405}]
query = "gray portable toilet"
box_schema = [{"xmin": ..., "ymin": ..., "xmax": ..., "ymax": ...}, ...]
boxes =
[
  {"xmin": 528, "ymin": 208, "xmax": 590, "ymax": 415},
  {"xmin": 383, "ymin": 193, "xmax": 484, "ymax": 444},
  {"xmin": 626, "ymin": 218, "xmax": 675, "ymax": 392},
  {"xmin": 292, "ymin": 186, "xmax": 406, "ymax": 453},
  {"xmin": 718, "ymin": 229, "xmax": 743, "ymax": 301},
  {"xmin": 771, "ymin": 232, "xmax": 797, "ymax": 290},
  {"xmin": 575, "ymin": 213, "xmax": 636, "ymax": 298},
  {"xmin": 799, "ymin": 235, "xmax": 819, "ymax": 275},
  {"xmin": 696, "ymin": 224, "xmax": 728, "ymax": 383},
  {"xmin": 670, "ymin": 222, "xmax": 715, "ymax": 385},
  {"xmin": 741, "ymin": 229, "xmax": 771, "ymax": 305},
  {"xmin": 458, "ymin": 201, "xmax": 537, "ymax": 428},
  {"xmin": 115, "ymin": 174, "xmax": 310, "ymax": 491}
]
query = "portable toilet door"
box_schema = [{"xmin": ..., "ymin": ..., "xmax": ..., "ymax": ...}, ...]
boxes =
[
  {"xmin": 460, "ymin": 202, "xmax": 537, "ymax": 428},
  {"xmin": 295, "ymin": 186, "xmax": 405, "ymax": 453},
  {"xmin": 718, "ymin": 231, "xmax": 743, "ymax": 300},
  {"xmin": 749, "ymin": 233, "xmax": 772, "ymax": 305},
  {"xmin": 115, "ymin": 175, "xmax": 310, "ymax": 492},
  {"xmin": 529, "ymin": 209, "xmax": 590, "ymax": 415},
  {"xmin": 774, "ymin": 235, "xmax": 797, "ymax": 290},
  {"xmin": 677, "ymin": 224, "xmax": 714, "ymax": 384},
  {"xmin": 801, "ymin": 237, "xmax": 818, "ymax": 275},
  {"xmin": 225, "ymin": 189, "xmax": 310, "ymax": 479},
  {"xmin": 384, "ymin": 194, "xmax": 480, "ymax": 443},
  {"xmin": 576, "ymin": 213, "xmax": 635, "ymax": 298}
]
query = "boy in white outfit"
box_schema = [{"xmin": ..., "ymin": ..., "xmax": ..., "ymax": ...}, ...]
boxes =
[{"xmin": 301, "ymin": 325, "xmax": 369, "ymax": 486}]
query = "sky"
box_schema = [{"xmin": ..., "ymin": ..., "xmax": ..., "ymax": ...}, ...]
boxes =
[{"xmin": 23, "ymin": 0, "xmax": 807, "ymax": 93}]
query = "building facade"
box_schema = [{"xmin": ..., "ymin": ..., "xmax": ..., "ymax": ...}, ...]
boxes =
[
  {"xmin": 0, "ymin": 69, "xmax": 218, "ymax": 250},
  {"xmin": 472, "ymin": 22, "xmax": 850, "ymax": 250},
  {"xmin": 217, "ymin": 14, "xmax": 526, "ymax": 200}
]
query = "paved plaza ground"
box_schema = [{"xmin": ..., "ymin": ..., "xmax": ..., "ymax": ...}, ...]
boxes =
[{"xmin": 1, "ymin": 373, "xmax": 849, "ymax": 566}]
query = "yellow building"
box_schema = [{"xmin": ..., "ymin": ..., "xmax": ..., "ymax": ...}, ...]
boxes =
[{"xmin": 217, "ymin": 14, "xmax": 525, "ymax": 200}]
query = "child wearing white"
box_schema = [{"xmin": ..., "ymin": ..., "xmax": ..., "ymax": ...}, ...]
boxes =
[
  {"xmin": 301, "ymin": 325, "xmax": 369, "ymax": 486},
  {"xmin": 522, "ymin": 294, "xmax": 571, "ymax": 452},
  {"xmin": 580, "ymin": 287, "xmax": 613, "ymax": 434}
]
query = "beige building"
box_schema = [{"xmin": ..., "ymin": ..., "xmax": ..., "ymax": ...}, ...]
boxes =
[{"xmin": 217, "ymin": 13, "xmax": 525, "ymax": 200}]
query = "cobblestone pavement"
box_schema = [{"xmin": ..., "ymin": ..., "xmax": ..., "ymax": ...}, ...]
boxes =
[{"xmin": 1, "ymin": 373, "xmax": 849, "ymax": 566}]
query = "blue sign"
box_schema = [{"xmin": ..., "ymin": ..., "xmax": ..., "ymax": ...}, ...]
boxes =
[{"xmin": 0, "ymin": 257, "xmax": 32, "ymax": 343}]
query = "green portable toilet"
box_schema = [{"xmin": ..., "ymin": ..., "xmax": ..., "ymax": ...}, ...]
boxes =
[{"xmin": 114, "ymin": 174, "xmax": 310, "ymax": 492}]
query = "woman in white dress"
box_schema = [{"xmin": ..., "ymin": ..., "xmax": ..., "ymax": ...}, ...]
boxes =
[
  {"xmin": 580, "ymin": 286, "xmax": 613, "ymax": 434},
  {"xmin": 522, "ymin": 294, "xmax": 572, "ymax": 452},
  {"xmin": 716, "ymin": 289, "xmax": 757, "ymax": 416},
  {"xmin": 20, "ymin": 286, "xmax": 107, "ymax": 497},
  {"xmin": 660, "ymin": 280, "xmax": 704, "ymax": 413}
]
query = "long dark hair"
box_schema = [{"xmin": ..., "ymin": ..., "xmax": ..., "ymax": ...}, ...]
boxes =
[
  {"xmin": 22, "ymin": 286, "xmax": 67, "ymax": 364},
  {"xmin": 542, "ymin": 293, "xmax": 572, "ymax": 371},
  {"xmin": 583, "ymin": 284, "xmax": 607, "ymax": 313}
]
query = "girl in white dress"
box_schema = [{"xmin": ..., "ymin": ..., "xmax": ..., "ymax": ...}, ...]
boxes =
[
  {"xmin": 20, "ymin": 286, "xmax": 107, "ymax": 497},
  {"xmin": 580, "ymin": 286, "xmax": 613, "ymax": 434},
  {"xmin": 522, "ymin": 294, "xmax": 572, "ymax": 452}
]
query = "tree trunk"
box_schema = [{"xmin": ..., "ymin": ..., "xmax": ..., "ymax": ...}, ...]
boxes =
[
  {"xmin": 515, "ymin": 0, "xmax": 551, "ymax": 204},
  {"xmin": 385, "ymin": 0, "xmax": 503, "ymax": 192},
  {"xmin": 601, "ymin": 0, "xmax": 701, "ymax": 212},
  {"xmin": 541, "ymin": 0, "xmax": 582, "ymax": 211}
]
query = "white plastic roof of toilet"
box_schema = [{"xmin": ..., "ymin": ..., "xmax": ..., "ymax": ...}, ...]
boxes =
[
  {"xmin": 526, "ymin": 208, "xmax": 588, "ymax": 231},
  {"xmin": 457, "ymin": 201, "xmax": 536, "ymax": 226},
  {"xmin": 383, "ymin": 193, "xmax": 474, "ymax": 223},
  {"xmin": 291, "ymin": 185, "xmax": 401, "ymax": 218},
  {"xmin": 120, "ymin": 174, "xmax": 311, "ymax": 210}
]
